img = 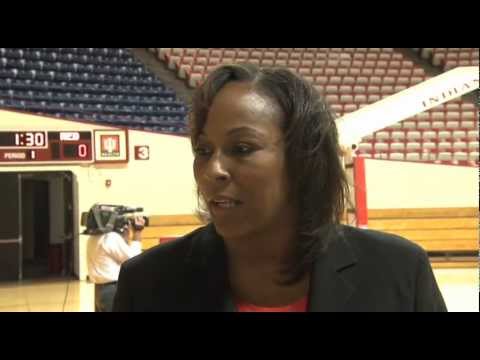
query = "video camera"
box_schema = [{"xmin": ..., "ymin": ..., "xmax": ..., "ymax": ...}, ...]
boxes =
[{"xmin": 81, "ymin": 204, "xmax": 149, "ymax": 235}]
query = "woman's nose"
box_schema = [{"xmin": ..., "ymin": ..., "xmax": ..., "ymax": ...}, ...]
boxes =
[{"xmin": 206, "ymin": 153, "xmax": 230, "ymax": 182}]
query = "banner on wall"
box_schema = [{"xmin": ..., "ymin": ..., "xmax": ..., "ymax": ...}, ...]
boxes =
[{"xmin": 94, "ymin": 129, "xmax": 128, "ymax": 163}]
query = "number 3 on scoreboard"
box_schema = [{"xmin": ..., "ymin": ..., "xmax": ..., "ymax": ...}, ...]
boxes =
[{"xmin": 135, "ymin": 146, "xmax": 149, "ymax": 160}]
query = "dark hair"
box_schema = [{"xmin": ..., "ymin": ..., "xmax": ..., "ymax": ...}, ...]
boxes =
[{"xmin": 189, "ymin": 63, "xmax": 350, "ymax": 284}]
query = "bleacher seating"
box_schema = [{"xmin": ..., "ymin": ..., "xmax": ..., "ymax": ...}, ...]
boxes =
[
  {"xmin": 0, "ymin": 48, "xmax": 189, "ymax": 134},
  {"xmin": 141, "ymin": 214, "xmax": 204, "ymax": 250},
  {"xmin": 149, "ymin": 48, "xmax": 478, "ymax": 167},
  {"xmin": 138, "ymin": 207, "xmax": 480, "ymax": 269},
  {"xmin": 415, "ymin": 48, "xmax": 480, "ymax": 70},
  {"xmin": 368, "ymin": 207, "xmax": 479, "ymax": 267}
]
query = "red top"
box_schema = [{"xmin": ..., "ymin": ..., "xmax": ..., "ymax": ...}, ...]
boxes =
[{"xmin": 236, "ymin": 296, "xmax": 308, "ymax": 312}]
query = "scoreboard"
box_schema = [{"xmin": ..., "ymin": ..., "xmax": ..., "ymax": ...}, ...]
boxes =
[{"xmin": 0, "ymin": 131, "xmax": 94, "ymax": 164}]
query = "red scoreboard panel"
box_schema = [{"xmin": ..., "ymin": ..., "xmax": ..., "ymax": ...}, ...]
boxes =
[{"xmin": 0, "ymin": 131, "xmax": 94, "ymax": 165}]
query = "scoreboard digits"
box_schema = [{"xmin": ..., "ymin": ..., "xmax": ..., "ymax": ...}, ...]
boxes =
[{"xmin": 0, "ymin": 131, "xmax": 93, "ymax": 164}]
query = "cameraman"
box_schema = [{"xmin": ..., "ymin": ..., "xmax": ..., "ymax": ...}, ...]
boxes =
[{"xmin": 86, "ymin": 212, "xmax": 145, "ymax": 312}]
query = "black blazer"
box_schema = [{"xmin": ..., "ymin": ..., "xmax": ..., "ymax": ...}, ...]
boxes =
[{"xmin": 113, "ymin": 224, "xmax": 447, "ymax": 312}]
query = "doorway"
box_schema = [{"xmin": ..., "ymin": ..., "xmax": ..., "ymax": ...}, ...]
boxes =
[{"xmin": 0, "ymin": 171, "xmax": 75, "ymax": 281}]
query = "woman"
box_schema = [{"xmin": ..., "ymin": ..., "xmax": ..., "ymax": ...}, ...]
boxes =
[{"xmin": 113, "ymin": 64, "xmax": 447, "ymax": 312}]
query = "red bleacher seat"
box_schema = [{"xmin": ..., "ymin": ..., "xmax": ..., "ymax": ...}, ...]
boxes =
[
  {"xmin": 380, "ymin": 85, "xmax": 393, "ymax": 94},
  {"xmin": 315, "ymin": 76, "xmax": 328, "ymax": 85},
  {"xmin": 354, "ymin": 94, "xmax": 367, "ymax": 104},
  {"xmin": 446, "ymin": 121, "xmax": 460, "ymax": 130},
  {"xmin": 361, "ymin": 68, "xmax": 373, "ymax": 76},
  {"xmin": 264, "ymin": 51, "xmax": 275, "ymax": 59},
  {"xmin": 379, "ymin": 53, "xmax": 392, "ymax": 61},
  {"xmin": 390, "ymin": 142, "xmax": 405, "ymax": 151},
  {"xmin": 344, "ymin": 104, "xmax": 358, "ymax": 112},
  {"xmin": 325, "ymin": 85, "xmax": 338, "ymax": 94},
  {"xmin": 210, "ymin": 49, "xmax": 222, "ymax": 58},
  {"xmin": 340, "ymin": 94, "xmax": 353, "ymax": 103},
  {"xmin": 339, "ymin": 85, "xmax": 352, "ymax": 93},
  {"xmin": 353, "ymin": 85, "xmax": 366, "ymax": 93},
  {"xmin": 386, "ymin": 123, "xmax": 402, "ymax": 130},
  {"xmin": 438, "ymin": 130, "xmax": 453, "ymax": 140},
  {"xmin": 304, "ymin": 76, "xmax": 314, "ymax": 83},
  {"xmin": 260, "ymin": 59, "xmax": 273, "ymax": 67},
  {"xmin": 391, "ymin": 53, "xmax": 403, "ymax": 60},
  {"xmin": 325, "ymin": 94, "xmax": 338, "ymax": 103},
  {"xmin": 412, "ymin": 68, "xmax": 425, "ymax": 76},
  {"xmin": 290, "ymin": 52, "xmax": 302, "ymax": 60},
  {"xmin": 390, "ymin": 153, "xmax": 405, "ymax": 161},
  {"xmin": 452, "ymin": 130, "xmax": 467, "ymax": 141},
  {"xmin": 406, "ymin": 153, "xmax": 421, "ymax": 161},
  {"xmin": 394, "ymin": 85, "xmax": 408, "ymax": 92},
  {"xmin": 453, "ymin": 152, "xmax": 469, "ymax": 161},
  {"xmin": 423, "ymin": 142, "xmax": 437, "ymax": 150},
  {"xmin": 288, "ymin": 59, "xmax": 300, "ymax": 68},
  {"xmin": 329, "ymin": 76, "xmax": 342, "ymax": 84},
  {"xmin": 374, "ymin": 143, "xmax": 389, "ymax": 152},
  {"xmin": 467, "ymin": 130, "xmax": 479, "ymax": 140},
  {"xmin": 468, "ymin": 142, "xmax": 479, "ymax": 151},
  {"xmin": 462, "ymin": 111, "xmax": 476, "ymax": 121},
  {"xmin": 417, "ymin": 122, "xmax": 431, "ymax": 130},
  {"xmin": 358, "ymin": 143, "xmax": 373, "ymax": 153},
  {"xmin": 453, "ymin": 141, "xmax": 468, "ymax": 151},
  {"xmin": 461, "ymin": 122, "xmax": 475, "ymax": 130},
  {"xmin": 422, "ymin": 131, "xmax": 437, "ymax": 141},
  {"xmin": 375, "ymin": 131, "xmax": 390, "ymax": 141},
  {"xmin": 396, "ymin": 77, "xmax": 410, "ymax": 85},
  {"xmin": 298, "ymin": 67, "xmax": 311, "ymax": 76},
  {"xmin": 324, "ymin": 68, "xmax": 335, "ymax": 76},
  {"xmin": 402, "ymin": 122, "xmax": 416, "ymax": 130},
  {"xmin": 407, "ymin": 131, "xmax": 421, "ymax": 141},
  {"xmin": 432, "ymin": 121, "xmax": 446, "ymax": 130},
  {"xmin": 438, "ymin": 152, "xmax": 452, "ymax": 161},
  {"xmin": 349, "ymin": 68, "xmax": 361, "ymax": 76}
]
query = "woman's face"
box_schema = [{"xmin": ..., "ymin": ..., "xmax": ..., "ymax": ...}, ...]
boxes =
[{"xmin": 193, "ymin": 81, "xmax": 296, "ymax": 240}]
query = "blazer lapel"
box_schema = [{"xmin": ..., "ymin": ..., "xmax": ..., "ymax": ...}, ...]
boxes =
[
  {"xmin": 308, "ymin": 227, "xmax": 357, "ymax": 312},
  {"xmin": 185, "ymin": 223, "xmax": 232, "ymax": 311}
]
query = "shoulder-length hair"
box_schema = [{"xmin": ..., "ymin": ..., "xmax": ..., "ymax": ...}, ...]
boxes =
[{"xmin": 189, "ymin": 63, "xmax": 350, "ymax": 284}]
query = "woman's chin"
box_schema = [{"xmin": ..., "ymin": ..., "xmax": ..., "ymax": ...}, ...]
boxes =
[{"xmin": 212, "ymin": 221, "xmax": 248, "ymax": 240}]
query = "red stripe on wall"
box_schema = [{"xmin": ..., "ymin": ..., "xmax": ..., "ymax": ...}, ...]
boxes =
[{"xmin": 353, "ymin": 156, "xmax": 368, "ymax": 228}]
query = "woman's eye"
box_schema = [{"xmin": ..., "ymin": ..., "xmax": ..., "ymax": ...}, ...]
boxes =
[
  {"xmin": 194, "ymin": 146, "xmax": 211, "ymax": 156},
  {"xmin": 232, "ymin": 144, "xmax": 254, "ymax": 155}
]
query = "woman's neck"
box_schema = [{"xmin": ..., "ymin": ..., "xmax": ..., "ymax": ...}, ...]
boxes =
[
  {"xmin": 223, "ymin": 224, "xmax": 309, "ymax": 307},
  {"xmin": 228, "ymin": 260, "xmax": 310, "ymax": 307}
]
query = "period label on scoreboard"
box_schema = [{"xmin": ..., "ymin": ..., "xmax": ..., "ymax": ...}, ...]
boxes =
[{"xmin": 0, "ymin": 130, "xmax": 94, "ymax": 165}]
